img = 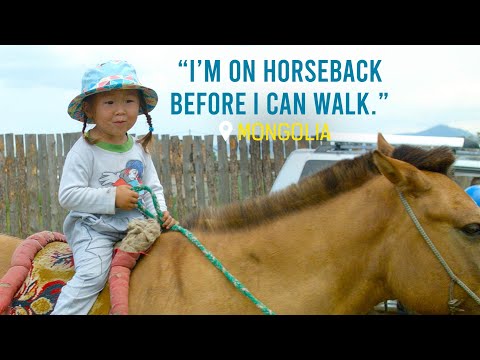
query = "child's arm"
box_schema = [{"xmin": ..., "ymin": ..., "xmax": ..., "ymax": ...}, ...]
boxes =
[{"xmin": 59, "ymin": 150, "xmax": 117, "ymax": 214}]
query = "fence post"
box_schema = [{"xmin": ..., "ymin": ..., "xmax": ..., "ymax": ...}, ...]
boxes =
[
  {"xmin": 0, "ymin": 135, "xmax": 5, "ymax": 233},
  {"xmin": 15, "ymin": 135, "xmax": 28, "ymax": 239},
  {"xmin": 47, "ymin": 134, "xmax": 60, "ymax": 232},
  {"xmin": 250, "ymin": 139, "xmax": 263, "ymax": 196},
  {"xmin": 170, "ymin": 136, "xmax": 185, "ymax": 220},
  {"xmin": 37, "ymin": 134, "xmax": 51, "ymax": 230},
  {"xmin": 5, "ymin": 134, "xmax": 17, "ymax": 235},
  {"xmin": 238, "ymin": 137, "xmax": 250, "ymax": 200},
  {"xmin": 182, "ymin": 135, "xmax": 195, "ymax": 211},
  {"xmin": 25, "ymin": 134, "xmax": 39, "ymax": 235},
  {"xmin": 204, "ymin": 135, "xmax": 217, "ymax": 207},
  {"xmin": 261, "ymin": 139, "xmax": 273, "ymax": 193},
  {"xmin": 217, "ymin": 135, "xmax": 230, "ymax": 204},
  {"xmin": 194, "ymin": 136, "xmax": 206, "ymax": 208},
  {"xmin": 159, "ymin": 135, "xmax": 173, "ymax": 212},
  {"xmin": 229, "ymin": 135, "xmax": 239, "ymax": 202}
]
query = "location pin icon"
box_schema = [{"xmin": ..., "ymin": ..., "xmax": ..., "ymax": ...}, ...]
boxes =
[{"xmin": 219, "ymin": 120, "xmax": 233, "ymax": 142}]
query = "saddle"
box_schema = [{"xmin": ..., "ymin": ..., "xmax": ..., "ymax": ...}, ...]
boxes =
[{"xmin": 2, "ymin": 218, "xmax": 161, "ymax": 315}]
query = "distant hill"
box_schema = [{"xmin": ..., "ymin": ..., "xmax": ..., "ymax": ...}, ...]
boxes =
[{"xmin": 401, "ymin": 124, "xmax": 479, "ymax": 148}]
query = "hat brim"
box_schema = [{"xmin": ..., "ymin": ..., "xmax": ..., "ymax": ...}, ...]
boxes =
[{"xmin": 67, "ymin": 83, "xmax": 158, "ymax": 123}]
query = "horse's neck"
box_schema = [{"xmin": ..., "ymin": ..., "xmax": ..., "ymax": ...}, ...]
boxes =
[
  {"xmin": 197, "ymin": 179, "xmax": 396, "ymax": 314},
  {"xmin": 133, "ymin": 179, "xmax": 398, "ymax": 314},
  {"xmin": 310, "ymin": 180, "xmax": 399, "ymax": 312}
]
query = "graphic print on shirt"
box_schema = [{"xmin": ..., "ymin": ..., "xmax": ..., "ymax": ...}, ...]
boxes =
[{"xmin": 98, "ymin": 159, "xmax": 146, "ymax": 205}]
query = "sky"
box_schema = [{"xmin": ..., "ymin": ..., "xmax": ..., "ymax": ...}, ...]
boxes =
[{"xmin": 1, "ymin": 45, "xmax": 480, "ymax": 139}]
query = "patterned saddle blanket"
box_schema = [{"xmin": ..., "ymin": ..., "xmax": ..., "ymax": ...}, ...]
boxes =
[{"xmin": 8, "ymin": 241, "xmax": 109, "ymax": 315}]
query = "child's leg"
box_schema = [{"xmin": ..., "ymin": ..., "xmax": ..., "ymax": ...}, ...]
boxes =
[{"xmin": 52, "ymin": 215, "xmax": 129, "ymax": 315}]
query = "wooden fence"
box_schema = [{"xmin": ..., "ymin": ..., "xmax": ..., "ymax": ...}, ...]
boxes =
[{"xmin": 0, "ymin": 132, "xmax": 321, "ymax": 238}]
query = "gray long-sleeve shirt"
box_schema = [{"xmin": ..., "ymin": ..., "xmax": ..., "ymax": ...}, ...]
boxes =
[{"xmin": 59, "ymin": 135, "xmax": 167, "ymax": 217}]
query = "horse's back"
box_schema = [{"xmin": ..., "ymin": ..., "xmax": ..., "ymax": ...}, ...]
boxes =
[
  {"xmin": 0, "ymin": 234, "xmax": 23, "ymax": 278},
  {"xmin": 127, "ymin": 229, "xmax": 275, "ymax": 314}
]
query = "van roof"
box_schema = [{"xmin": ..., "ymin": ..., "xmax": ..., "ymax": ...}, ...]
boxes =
[{"xmin": 330, "ymin": 133, "xmax": 465, "ymax": 148}]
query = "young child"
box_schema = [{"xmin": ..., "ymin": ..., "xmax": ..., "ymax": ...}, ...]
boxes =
[{"xmin": 51, "ymin": 60, "xmax": 176, "ymax": 315}]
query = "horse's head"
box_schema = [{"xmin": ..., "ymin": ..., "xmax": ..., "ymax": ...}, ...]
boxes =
[{"xmin": 373, "ymin": 134, "xmax": 480, "ymax": 314}]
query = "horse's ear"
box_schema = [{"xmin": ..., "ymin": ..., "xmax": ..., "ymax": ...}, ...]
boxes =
[
  {"xmin": 377, "ymin": 133, "xmax": 394, "ymax": 156},
  {"xmin": 373, "ymin": 150, "xmax": 431, "ymax": 193}
]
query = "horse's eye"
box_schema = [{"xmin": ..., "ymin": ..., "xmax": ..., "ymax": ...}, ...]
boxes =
[{"xmin": 461, "ymin": 223, "xmax": 480, "ymax": 237}]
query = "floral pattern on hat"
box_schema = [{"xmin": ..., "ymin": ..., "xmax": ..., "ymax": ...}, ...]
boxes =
[{"xmin": 68, "ymin": 60, "xmax": 158, "ymax": 123}]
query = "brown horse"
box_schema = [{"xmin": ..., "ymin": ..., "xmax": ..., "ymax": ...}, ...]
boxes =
[{"xmin": 2, "ymin": 133, "xmax": 480, "ymax": 314}]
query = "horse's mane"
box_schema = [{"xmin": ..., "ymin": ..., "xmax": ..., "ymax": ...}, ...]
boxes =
[{"xmin": 182, "ymin": 145, "xmax": 455, "ymax": 232}]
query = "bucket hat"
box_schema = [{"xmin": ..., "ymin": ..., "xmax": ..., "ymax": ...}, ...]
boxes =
[{"xmin": 68, "ymin": 60, "xmax": 158, "ymax": 123}]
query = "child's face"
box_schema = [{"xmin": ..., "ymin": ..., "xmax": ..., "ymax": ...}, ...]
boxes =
[{"xmin": 84, "ymin": 89, "xmax": 140, "ymax": 143}]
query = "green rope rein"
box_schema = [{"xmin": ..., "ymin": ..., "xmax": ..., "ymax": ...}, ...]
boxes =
[{"xmin": 131, "ymin": 185, "xmax": 276, "ymax": 315}]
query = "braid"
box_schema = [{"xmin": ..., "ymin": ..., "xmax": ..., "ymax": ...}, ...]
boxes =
[
  {"xmin": 137, "ymin": 92, "xmax": 154, "ymax": 153},
  {"xmin": 82, "ymin": 116, "xmax": 88, "ymax": 137},
  {"xmin": 81, "ymin": 98, "xmax": 98, "ymax": 145},
  {"xmin": 81, "ymin": 115, "xmax": 95, "ymax": 145}
]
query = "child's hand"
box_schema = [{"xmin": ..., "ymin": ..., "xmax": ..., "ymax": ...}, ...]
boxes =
[
  {"xmin": 161, "ymin": 211, "xmax": 177, "ymax": 229},
  {"xmin": 115, "ymin": 185, "xmax": 139, "ymax": 210}
]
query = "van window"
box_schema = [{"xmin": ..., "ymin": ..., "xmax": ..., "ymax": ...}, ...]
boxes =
[{"xmin": 300, "ymin": 160, "xmax": 337, "ymax": 180}]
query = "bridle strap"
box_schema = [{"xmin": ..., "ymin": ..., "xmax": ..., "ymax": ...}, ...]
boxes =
[
  {"xmin": 448, "ymin": 279, "xmax": 465, "ymax": 314},
  {"xmin": 397, "ymin": 188, "xmax": 480, "ymax": 312}
]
